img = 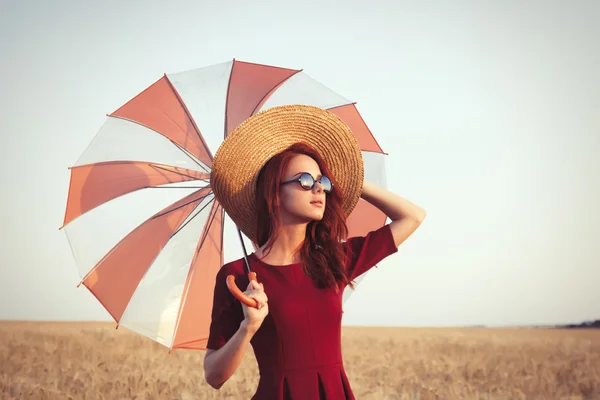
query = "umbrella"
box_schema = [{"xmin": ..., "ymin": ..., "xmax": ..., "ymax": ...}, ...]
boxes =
[{"xmin": 60, "ymin": 59, "xmax": 389, "ymax": 351}]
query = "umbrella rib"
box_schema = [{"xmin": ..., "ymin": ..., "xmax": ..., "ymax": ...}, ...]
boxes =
[
  {"xmin": 194, "ymin": 198, "xmax": 220, "ymax": 255},
  {"xmin": 169, "ymin": 140, "xmax": 210, "ymax": 173},
  {"xmin": 223, "ymin": 59, "xmax": 235, "ymax": 138},
  {"xmin": 106, "ymin": 115, "xmax": 209, "ymax": 172},
  {"xmin": 326, "ymin": 103, "xmax": 388, "ymax": 156},
  {"xmin": 152, "ymin": 191, "xmax": 213, "ymax": 220},
  {"xmin": 149, "ymin": 163, "xmax": 209, "ymax": 181},
  {"xmin": 164, "ymin": 74, "xmax": 214, "ymax": 161},
  {"xmin": 170, "ymin": 195, "xmax": 215, "ymax": 238},
  {"xmin": 169, "ymin": 200, "xmax": 221, "ymax": 350},
  {"xmin": 149, "ymin": 186, "xmax": 206, "ymax": 189},
  {"xmin": 250, "ymin": 69, "xmax": 303, "ymax": 116}
]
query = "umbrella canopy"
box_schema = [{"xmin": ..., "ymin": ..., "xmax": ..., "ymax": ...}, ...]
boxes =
[{"xmin": 60, "ymin": 59, "xmax": 389, "ymax": 351}]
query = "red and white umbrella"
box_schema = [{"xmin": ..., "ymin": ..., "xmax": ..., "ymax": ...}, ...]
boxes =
[{"xmin": 60, "ymin": 59, "xmax": 389, "ymax": 351}]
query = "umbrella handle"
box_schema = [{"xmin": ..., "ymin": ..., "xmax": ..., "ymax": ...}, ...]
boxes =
[{"xmin": 226, "ymin": 273, "xmax": 259, "ymax": 308}]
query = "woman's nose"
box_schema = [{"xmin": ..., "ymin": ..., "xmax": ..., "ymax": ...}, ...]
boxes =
[{"xmin": 313, "ymin": 181, "xmax": 324, "ymax": 193}]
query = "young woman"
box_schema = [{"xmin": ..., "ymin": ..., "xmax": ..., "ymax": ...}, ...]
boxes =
[{"xmin": 204, "ymin": 105, "xmax": 426, "ymax": 399}]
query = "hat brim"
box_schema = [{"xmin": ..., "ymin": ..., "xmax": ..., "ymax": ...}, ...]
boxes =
[{"xmin": 210, "ymin": 104, "xmax": 364, "ymax": 243}]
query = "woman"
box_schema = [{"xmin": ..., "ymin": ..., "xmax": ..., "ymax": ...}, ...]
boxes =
[{"xmin": 204, "ymin": 105, "xmax": 426, "ymax": 399}]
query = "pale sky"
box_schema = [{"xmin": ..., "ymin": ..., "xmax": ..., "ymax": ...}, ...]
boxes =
[{"xmin": 1, "ymin": 0, "xmax": 599, "ymax": 327}]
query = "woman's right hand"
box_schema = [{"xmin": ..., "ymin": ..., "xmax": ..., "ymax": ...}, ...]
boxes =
[{"xmin": 240, "ymin": 280, "xmax": 269, "ymax": 334}]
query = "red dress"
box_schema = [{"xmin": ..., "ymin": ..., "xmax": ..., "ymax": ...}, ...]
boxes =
[{"xmin": 207, "ymin": 224, "xmax": 398, "ymax": 399}]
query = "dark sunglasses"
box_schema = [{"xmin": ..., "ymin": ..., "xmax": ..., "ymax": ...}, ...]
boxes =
[{"xmin": 280, "ymin": 172, "xmax": 334, "ymax": 193}]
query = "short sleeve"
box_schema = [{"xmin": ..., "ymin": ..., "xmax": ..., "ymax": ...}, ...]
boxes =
[
  {"xmin": 345, "ymin": 224, "xmax": 398, "ymax": 281},
  {"xmin": 206, "ymin": 265, "xmax": 246, "ymax": 350}
]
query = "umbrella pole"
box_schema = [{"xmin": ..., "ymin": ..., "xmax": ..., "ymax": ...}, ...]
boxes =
[
  {"xmin": 236, "ymin": 227, "xmax": 251, "ymax": 274},
  {"xmin": 227, "ymin": 227, "xmax": 259, "ymax": 308}
]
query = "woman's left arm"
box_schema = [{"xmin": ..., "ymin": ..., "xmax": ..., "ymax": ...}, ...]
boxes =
[{"xmin": 360, "ymin": 180, "xmax": 426, "ymax": 247}]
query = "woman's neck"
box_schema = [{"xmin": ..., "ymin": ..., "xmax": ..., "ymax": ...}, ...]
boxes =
[{"xmin": 256, "ymin": 223, "xmax": 306, "ymax": 265}]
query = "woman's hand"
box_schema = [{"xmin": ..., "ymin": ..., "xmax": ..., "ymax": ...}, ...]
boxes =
[{"xmin": 240, "ymin": 280, "xmax": 269, "ymax": 334}]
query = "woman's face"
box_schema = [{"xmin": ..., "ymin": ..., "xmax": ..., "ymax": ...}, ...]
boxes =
[{"xmin": 279, "ymin": 154, "xmax": 327, "ymax": 224}]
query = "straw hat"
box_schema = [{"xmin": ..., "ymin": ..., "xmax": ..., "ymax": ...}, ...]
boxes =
[{"xmin": 210, "ymin": 104, "xmax": 364, "ymax": 243}]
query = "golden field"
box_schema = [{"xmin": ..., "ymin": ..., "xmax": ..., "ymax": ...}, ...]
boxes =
[{"xmin": 1, "ymin": 322, "xmax": 599, "ymax": 399}]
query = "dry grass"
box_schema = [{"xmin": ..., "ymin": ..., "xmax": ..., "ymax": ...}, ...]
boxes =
[{"xmin": 1, "ymin": 322, "xmax": 599, "ymax": 399}]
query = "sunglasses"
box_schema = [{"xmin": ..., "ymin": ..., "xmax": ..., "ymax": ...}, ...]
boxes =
[{"xmin": 280, "ymin": 172, "xmax": 334, "ymax": 193}]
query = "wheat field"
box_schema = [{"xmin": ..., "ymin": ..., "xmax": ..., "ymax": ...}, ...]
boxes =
[{"xmin": 1, "ymin": 322, "xmax": 598, "ymax": 399}]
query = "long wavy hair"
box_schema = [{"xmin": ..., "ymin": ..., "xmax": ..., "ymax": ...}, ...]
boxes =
[{"xmin": 254, "ymin": 142, "xmax": 354, "ymax": 291}]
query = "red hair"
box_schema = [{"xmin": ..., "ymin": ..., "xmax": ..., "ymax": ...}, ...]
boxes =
[{"xmin": 254, "ymin": 142, "xmax": 354, "ymax": 291}]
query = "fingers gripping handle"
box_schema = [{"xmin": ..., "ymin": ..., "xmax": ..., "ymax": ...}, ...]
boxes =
[{"xmin": 226, "ymin": 272, "xmax": 259, "ymax": 308}]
